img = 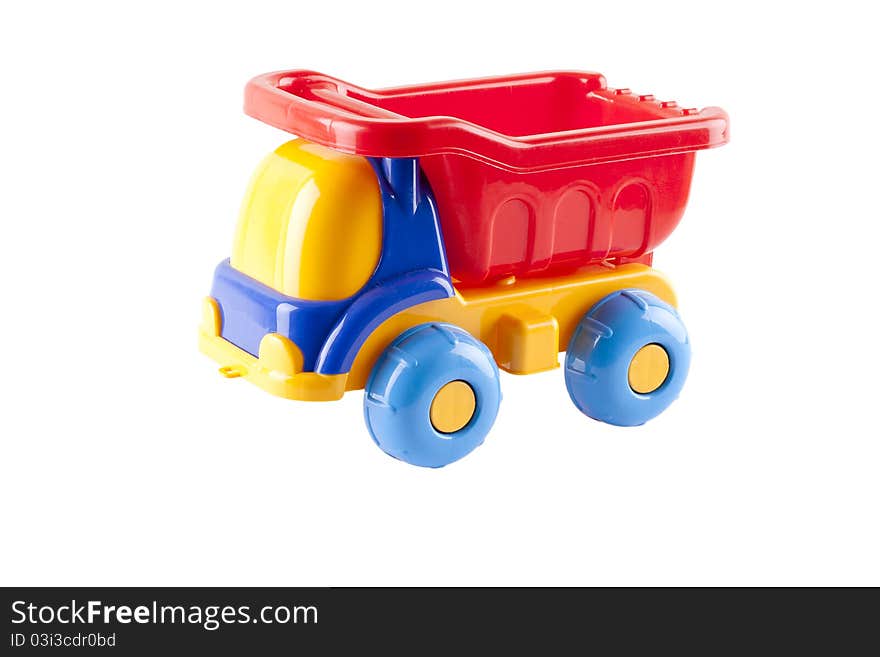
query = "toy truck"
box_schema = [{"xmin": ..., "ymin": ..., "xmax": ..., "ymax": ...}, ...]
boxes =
[{"xmin": 200, "ymin": 70, "xmax": 729, "ymax": 467}]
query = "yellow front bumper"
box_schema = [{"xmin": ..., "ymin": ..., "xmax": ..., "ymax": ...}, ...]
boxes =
[{"xmin": 198, "ymin": 298, "xmax": 347, "ymax": 402}]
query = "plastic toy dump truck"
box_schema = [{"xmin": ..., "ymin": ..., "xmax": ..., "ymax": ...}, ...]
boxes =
[{"xmin": 199, "ymin": 70, "xmax": 729, "ymax": 467}]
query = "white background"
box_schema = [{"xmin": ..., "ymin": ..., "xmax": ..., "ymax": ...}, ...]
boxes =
[{"xmin": 1, "ymin": 1, "xmax": 877, "ymax": 586}]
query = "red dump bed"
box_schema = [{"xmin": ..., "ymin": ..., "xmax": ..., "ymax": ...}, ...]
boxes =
[{"xmin": 245, "ymin": 70, "xmax": 729, "ymax": 284}]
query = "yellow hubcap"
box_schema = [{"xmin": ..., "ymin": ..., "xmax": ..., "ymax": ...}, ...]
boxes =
[
  {"xmin": 628, "ymin": 344, "xmax": 670, "ymax": 394},
  {"xmin": 430, "ymin": 381, "xmax": 476, "ymax": 434}
]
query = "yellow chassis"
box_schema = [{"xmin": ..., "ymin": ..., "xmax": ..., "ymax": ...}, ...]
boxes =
[{"xmin": 199, "ymin": 263, "xmax": 676, "ymax": 402}]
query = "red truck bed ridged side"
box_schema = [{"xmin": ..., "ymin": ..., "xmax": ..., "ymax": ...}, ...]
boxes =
[{"xmin": 244, "ymin": 70, "xmax": 729, "ymax": 284}]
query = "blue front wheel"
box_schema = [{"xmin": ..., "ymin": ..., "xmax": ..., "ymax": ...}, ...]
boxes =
[{"xmin": 364, "ymin": 323, "xmax": 502, "ymax": 468}]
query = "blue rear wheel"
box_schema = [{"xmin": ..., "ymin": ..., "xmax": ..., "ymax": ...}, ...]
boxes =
[
  {"xmin": 364, "ymin": 323, "xmax": 501, "ymax": 468},
  {"xmin": 564, "ymin": 289, "xmax": 690, "ymax": 426}
]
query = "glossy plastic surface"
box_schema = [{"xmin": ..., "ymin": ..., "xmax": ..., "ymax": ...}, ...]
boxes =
[
  {"xmin": 199, "ymin": 297, "xmax": 348, "ymax": 401},
  {"xmin": 564, "ymin": 289, "xmax": 690, "ymax": 426},
  {"xmin": 245, "ymin": 71, "xmax": 728, "ymax": 170},
  {"xmin": 199, "ymin": 69, "xmax": 731, "ymax": 458},
  {"xmin": 430, "ymin": 381, "xmax": 477, "ymax": 433},
  {"xmin": 202, "ymin": 261, "xmax": 677, "ymax": 400},
  {"xmin": 364, "ymin": 323, "xmax": 501, "ymax": 468},
  {"xmin": 422, "ymin": 151, "xmax": 693, "ymax": 284},
  {"xmin": 245, "ymin": 70, "xmax": 729, "ymax": 284},
  {"xmin": 346, "ymin": 262, "xmax": 676, "ymax": 390},
  {"xmin": 210, "ymin": 145, "xmax": 452, "ymax": 370},
  {"xmin": 231, "ymin": 140, "xmax": 383, "ymax": 300}
]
